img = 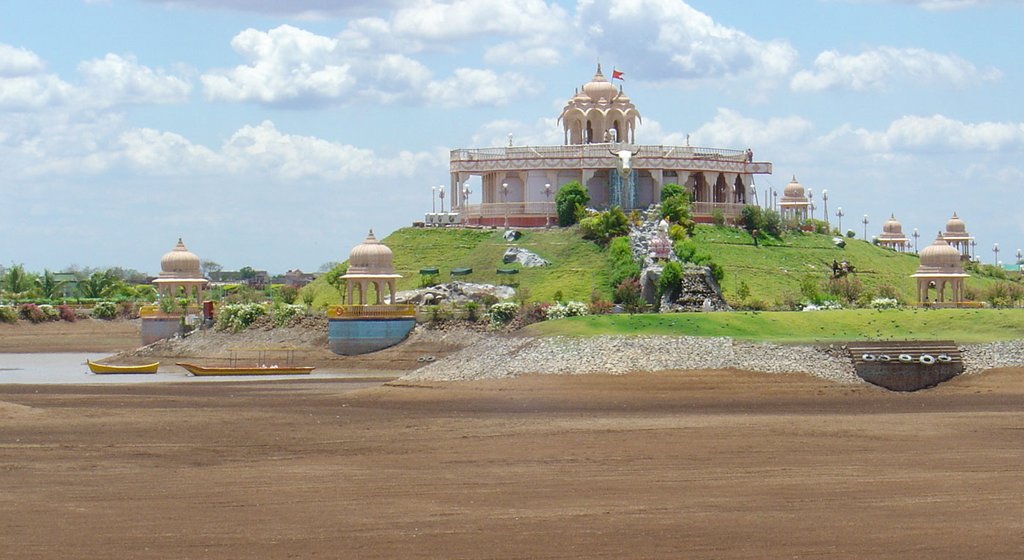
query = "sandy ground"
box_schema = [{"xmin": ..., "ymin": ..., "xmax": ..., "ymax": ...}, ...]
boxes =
[
  {"xmin": 2, "ymin": 368, "xmax": 1023, "ymax": 559},
  {"xmin": 3, "ymin": 320, "xmax": 1023, "ymax": 557}
]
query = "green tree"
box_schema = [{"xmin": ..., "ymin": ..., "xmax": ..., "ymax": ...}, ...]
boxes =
[
  {"xmin": 658, "ymin": 261, "xmax": 683, "ymax": 301},
  {"xmin": 579, "ymin": 207, "xmax": 630, "ymax": 247},
  {"xmin": 201, "ymin": 260, "xmax": 223, "ymax": 278},
  {"xmin": 77, "ymin": 270, "xmax": 124, "ymax": 299},
  {"xmin": 555, "ymin": 181, "xmax": 590, "ymax": 227},
  {"xmin": 3, "ymin": 264, "xmax": 36, "ymax": 296},
  {"xmin": 608, "ymin": 236, "xmax": 640, "ymax": 289},
  {"xmin": 660, "ymin": 183, "xmax": 685, "ymax": 202},
  {"xmin": 34, "ymin": 270, "xmax": 67, "ymax": 299},
  {"xmin": 661, "ymin": 192, "xmax": 693, "ymax": 230},
  {"xmin": 323, "ymin": 263, "xmax": 349, "ymax": 300}
]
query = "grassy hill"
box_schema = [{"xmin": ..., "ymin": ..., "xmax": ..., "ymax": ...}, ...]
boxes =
[
  {"xmin": 302, "ymin": 223, "xmax": 1004, "ymax": 310},
  {"xmin": 523, "ymin": 308, "xmax": 1024, "ymax": 344}
]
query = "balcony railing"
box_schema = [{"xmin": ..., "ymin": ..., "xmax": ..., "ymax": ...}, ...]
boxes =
[
  {"xmin": 451, "ymin": 144, "xmax": 748, "ymax": 162},
  {"xmin": 328, "ymin": 304, "xmax": 416, "ymax": 319}
]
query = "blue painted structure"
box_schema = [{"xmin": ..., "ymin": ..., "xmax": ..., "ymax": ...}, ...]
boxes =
[{"xmin": 328, "ymin": 317, "xmax": 416, "ymax": 355}]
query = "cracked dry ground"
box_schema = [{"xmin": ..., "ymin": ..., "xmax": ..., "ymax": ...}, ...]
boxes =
[{"xmin": 3, "ymin": 369, "xmax": 1024, "ymax": 559}]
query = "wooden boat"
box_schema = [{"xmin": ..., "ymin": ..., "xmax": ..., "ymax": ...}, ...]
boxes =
[
  {"xmin": 176, "ymin": 362, "xmax": 314, "ymax": 376},
  {"xmin": 87, "ymin": 360, "xmax": 160, "ymax": 374}
]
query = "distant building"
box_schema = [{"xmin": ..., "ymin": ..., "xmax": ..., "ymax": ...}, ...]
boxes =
[{"xmin": 281, "ymin": 269, "xmax": 316, "ymax": 288}]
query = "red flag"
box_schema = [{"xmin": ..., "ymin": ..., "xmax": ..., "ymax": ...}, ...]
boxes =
[{"xmin": 612, "ymin": 69, "xmax": 624, "ymax": 80}]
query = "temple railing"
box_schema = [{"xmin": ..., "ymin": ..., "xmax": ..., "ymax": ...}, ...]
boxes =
[
  {"xmin": 460, "ymin": 202, "xmax": 555, "ymax": 218},
  {"xmin": 691, "ymin": 202, "xmax": 747, "ymax": 218},
  {"xmin": 451, "ymin": 144, "xmax": 748, "ymax": 162},
  {"xmin": 328, "ymin": 304, "xmax": 416, "ymax": 319}
]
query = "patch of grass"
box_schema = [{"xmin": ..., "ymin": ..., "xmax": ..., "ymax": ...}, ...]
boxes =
[
  {"xmin": 302, "ymin": 227, "xmax": 611, "ymax": 307},
  {"xmin": 524, "ymin": 308, "xmax": 1024, "ymax": 344}
]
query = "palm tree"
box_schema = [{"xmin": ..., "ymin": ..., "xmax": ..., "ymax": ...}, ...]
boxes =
[
  {"xmin": 34, "ymin": 270, "xmax": 68, "ymax": 300},
  {"xmin": 77, "ymin": 270, "xmax": 124, "ymax": 299},
  {"xmin": 3, "ymin": 264, "xmax": 36, "ymax": 297}
]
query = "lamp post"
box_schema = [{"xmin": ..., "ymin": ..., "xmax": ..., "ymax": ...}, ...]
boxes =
[
  {"xmin": 772, "ymin": 189, "xmax": 778, "ymax": 211},
  {"xmin": 862, "ymin": 214, "xmax": 869, "ymax": 241},
  {"xmin": 431, "ymin": 185, "xmax": 436, "ymax": 214},
  {"xmin": 970, "ymin": 239, "xmax": 977, "ymax": 261},
  {"xmin": 836, "ymin": 207, "xmax": 844, "ymax": 234},
  {"xmin": 993, "ymin": 243, "xmax": 1000, "ymax": 265},
  {"xmin": 807, "ymin": 188, "xmax": 814, "ymax": 221},
  {"xmin": 822, "ymin": 189, "xmax": 829, "ymax": 232},
  {"xmin": 543, "ymin": 183, "xmax": 553, "ymax": 229},
  {"xmin": 438, "ymin": 184, "xmax": 445, "ymax": 214},
  {"xmin": 501, "ymin": 182, "xmax": 509, "ymax": 230},
  {"xmin": 1017, "ymin": 248, "xmax": 1022, "ymax": 265},
  {"xmin": 912, "ymin": 228, "xmax": 919, "ymax": 253}
]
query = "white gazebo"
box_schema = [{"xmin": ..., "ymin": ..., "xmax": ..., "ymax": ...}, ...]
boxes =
[
  {"xmin": 911, "ymin": 232, "xmax": 969, "ymax": 306},
  {"xmin": 877, "ymin": 214, "xmax": 909, "ymax": 252},
  {"xmin": 778, "ymin": 175, "xmax": 809, "ymax": 222},
  {"xmin": 340, "ymin": 230, "xmax": 402, "ymax": 306},
  {"xmin": 151, "ymin": 238, "xmax": 208, "ymax": 305}
]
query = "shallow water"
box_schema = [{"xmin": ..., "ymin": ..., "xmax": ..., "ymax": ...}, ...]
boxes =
[{"xmin": 0, "ymin": 353, "xmax": 379, "ymax": 384}]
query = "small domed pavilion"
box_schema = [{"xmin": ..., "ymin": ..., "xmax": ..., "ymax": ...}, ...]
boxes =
[
  {"xmin": 559, "ymin": 64, "xmax": 641, "ymax": 145},
  {"xmin": 942, "ymin": 212, "xmax": 973, "ymax": 259},
  {"xmin": 152, "ymin": 238, "xmax": 208, "ymax": 304},
  {"xmin": 911, "ymin": 232, "xmax": 969, "ymax": 306},
  {"xmin": 778, "ymin": 175, "xmax": 809, "ymax": 221},
  {"xmin": 877, "ymin": 214, "xmax": 909, "ymax": 252},
  {"xmin": 340, "ymin": 230, "xmax": 402, "ymax": 305}
]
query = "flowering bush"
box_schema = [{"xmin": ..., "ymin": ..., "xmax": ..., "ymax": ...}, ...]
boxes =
[
  {"xmin": 38, "ymin": 304, "xmax": 59, "ymax": 321},
  {"xmin": 272, "ymin": 303, "xmax": 305, "ymax": 327},
  {"xmin": 58, "ymin": 304, "xmax": 77, "ymax": 322},
  {"xmin": 544, "ymin": 301, "xmax": 590, "ymax": 320},
  {"xmin": 801, "ymin": 300, "xmax": 843, "ymax": 311},
  {"xmin": 870, "ymin": 297, "xmax": 900, "ymax": 310},
  {"xmin": 0, "ymin": 306, "xmax": 18, "ymax": 324},
  {"xmin": 487, "ymin": 301, "xmax": 519, "ymax": 326},
  {"xmin": 216, "ymin": 303, "xmax": 267, "ymax": 332},
  {"xmin": 92, "ymin": 301, "xmax": 118, "ymax": 320},
  {"xmin": 18, "ymin": 304, "xmax": 46, "ymax": 323}
]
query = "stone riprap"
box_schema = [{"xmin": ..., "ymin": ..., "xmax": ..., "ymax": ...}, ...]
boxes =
[
  {"xmin": 960, "ymin": 339, "xmax": 1024, "ymax": 374},
  {"xmin": 402, "ymin": 335, "xmax": 861, "ymax": 384},
  {"xmin": 402, "ymin": 333, "xmax": 1024, "ymax": 384}
]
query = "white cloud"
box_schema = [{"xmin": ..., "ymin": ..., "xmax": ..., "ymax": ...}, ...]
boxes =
[
  {"xmin": 791, "ymin": 47, "xmax": 1001, "ymax": 92},
  {"xmin": 78, "ymin": 54, "xmax": 192, "ymax": 105},
  {"xmin": 836, "ymin": 114, "xmax": 1024, "ymax": 153},
  {"xmin": 689, "ymin": 109, "xmax": 816, "ymax": 148},
  {"xmin": 470, "ymin": 117, "xmax": 562, "ymax": 147},
  {"xmin": 575, "ymin": 0, "xmax": 797, "ymax": 87},
  {"xmin": 202, "ymin": 25, "xmax": 536, "ymax": 107},
  {"xmin": 862, "ymin": 0, "xmax": 1019, "ymax": 10},
  {"xmin": 0, "ymin": 44, "xmax": 46, "ymax": 76}
]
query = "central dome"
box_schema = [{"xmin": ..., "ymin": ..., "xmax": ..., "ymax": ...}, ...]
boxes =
[
  {"xmin": 944, "ymin": 212, "xmax": 967, "ymax": 235},
  {"xmin": 159, "ymin": 238, "xmax": 201, "ymax": 278},
  {"xmin": 347, "ymin": 230, "xmax": 394, "ymax": 275},
  {"xmin": 581, "ymin": 64, "xmax": 618, "ymax": 102}
]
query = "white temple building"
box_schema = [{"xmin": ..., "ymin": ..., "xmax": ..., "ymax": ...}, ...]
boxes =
[{"xmin": 449, "ymin": 65, "xmax": 772, "ymax": 227}]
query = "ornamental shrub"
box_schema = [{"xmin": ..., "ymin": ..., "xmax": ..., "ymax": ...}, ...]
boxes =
[
  {"xmin": 487, "ymin": 301, "xmax": 519, "ymax": 326},
  {"xmin": 660, "ymin": 183, "xmax": 685, "ymax": 202},
  {"xmin": 544, "ymin": 301, "xmax": 589, "ymax": 320},
  {"xmin": 58, "ymin": 304, "xmax": 77, "ymax": 322},
  {"xmin": 19, "ymin": 303, "xmax": 46, "ymax": 323},
  {"xmin": 92, "ymin": 301, "xmax": 117, "ymax": 320},
  {"xmin": 271, "ymin": 303, "xmax": 305, "ymax": 327},
  {"xmin": 216, "ymin": 303, "xmax": 267, "ymax": 332},
  {"xmin": 38, "ymin": 304, "xmax": 59, "ymax": 321},
  {"xmin": 608, "ymin": 236, "xmax": 640, "ymax": 289},
  {"xmin": 870, "ymin": 297, "xmax": 899, "ymax": 310},
  {"xmin": 0, "ymin": 305, "xmax": 19, "ymax": 324},
  {"xmin": 555, "ymin": 181, "xmax": 590, "ymax": 227}
]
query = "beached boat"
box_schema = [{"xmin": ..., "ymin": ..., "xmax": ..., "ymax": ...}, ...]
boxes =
[
  {"xmin": 87, "ymin": 360, "xmax": 160, "ymax": 374},
  {"xmin": 176, "ymin": 362, "xmax": 314, "ymax": 376}
]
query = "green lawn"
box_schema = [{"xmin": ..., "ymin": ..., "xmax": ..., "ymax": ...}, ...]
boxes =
[
  {"xmin": 303, "ymin": 227, "xmax": 611, "ymax": 307},
  {"xmin": 524, "ymin": 308, "xmax": 1024, "ymax": 344},
  {"xmin": 694, "ymin": 225, "xmax": 999, "ymax": 305}
]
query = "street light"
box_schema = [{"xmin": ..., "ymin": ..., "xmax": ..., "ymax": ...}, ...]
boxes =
[
  {"xmin": 862, "ymin": 214, "xmax": 869, "ymax": 241},
  {"xmin": 807, "ymin": 188, "xmax": 814, "ymax": 221},
  {"xmin": 501, "ymin": 182, "xmax": 510, "ymax": 230},
  {"xmin": 1017, "ymin": 248, "xmax": 1022, "ymax": 264},
  {"xmin": 822, "ymin": 189, "xmax": 829, "ymax": 231},
  {"xmin": 543, "ymin": 183, "xmax": 553, "ymax": 229},
  {"xmin": 836, "ymin": 207, "xmax": 844, "ymax": 234},
  {"xmin": 993, "ymin": 243, "xmax": 1000, "ymax": 265},
  {"xmin": 970, "ymin": 239, "xmax": 977, "ymax": 261},
  {"xmin": 431, "ymin": 185, "xmax": 436, "ymax": 214},
  {"xmin": 912, "ymin": 228, "xmax": 920, "ymax": 253}
]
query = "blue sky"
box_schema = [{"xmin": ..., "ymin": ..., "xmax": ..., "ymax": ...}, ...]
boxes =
[{"xmin": 2, "ymin": 0, "xmax": 1022, "ymax": 274}]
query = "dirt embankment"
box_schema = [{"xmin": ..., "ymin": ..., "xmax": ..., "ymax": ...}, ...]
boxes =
[{"xmin": 0, "ymin": 319, "xmax": 139, "ymax": 353}]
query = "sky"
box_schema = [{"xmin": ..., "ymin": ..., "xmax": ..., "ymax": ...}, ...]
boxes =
[{"xmin": 2, "ymin": 0, "xmax": 1023, "ymax": 275}]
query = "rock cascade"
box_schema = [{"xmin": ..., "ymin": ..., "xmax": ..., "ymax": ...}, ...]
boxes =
[
  {"xmin": 393, "ymin": 281, "xmax": 515, "ymax": 306},
  {"xmin": 502, "ymin": 247, "xmax": 551, "ymax": 267}
]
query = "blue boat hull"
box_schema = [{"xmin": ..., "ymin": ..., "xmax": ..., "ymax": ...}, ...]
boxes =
[{"xmin": 328, "ymin": 317, "xmax": 416, "ymax": 355}]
